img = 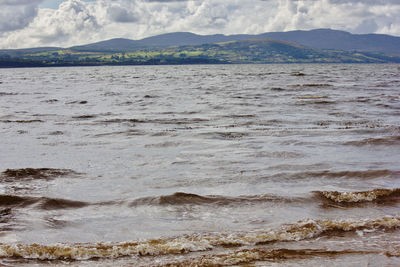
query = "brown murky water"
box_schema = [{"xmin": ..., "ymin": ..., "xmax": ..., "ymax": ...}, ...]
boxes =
[{"xmin": 0, "ymin": 64, "xmax": 399, "ymax": 266}]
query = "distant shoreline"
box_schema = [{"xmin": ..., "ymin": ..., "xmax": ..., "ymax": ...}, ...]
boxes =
[{"xmin": 1, "ymin": 60, "xmax": 398, "ymax": 69}]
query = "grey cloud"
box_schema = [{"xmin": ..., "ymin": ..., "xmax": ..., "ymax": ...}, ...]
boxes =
[
  {"xmin": 0, "ymin": 0, "xmax": 42, "ymax": 32},
  {"xmin": 107, "ymin": 5, "xmax": 138, "ymax": 23},
  {"xmin": 0, "ymin": 0, "xmax": 42, "ymax": 5},
  {"xmin": 329, "ymin": 0, "xmax": 399, "ymax": 4},
  {"xmin": 258, "ymin": 0, "xmax": 400, "ymax": 3},
  {"xmin": 353, "ymin": 18, "xmax": 378, "ymax": 34},
  {"xmin": 298, "ymin": 6, "xmax": 308, "ymax": 14},
  {"xmin": 145, "ymin": 0, "xmax": 190, "ymax": 2}
]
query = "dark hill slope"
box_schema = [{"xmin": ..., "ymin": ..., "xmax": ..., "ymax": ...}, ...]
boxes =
[{"xmin": 259, "ymin": 29, "xmax": 400, "ymax": 55}]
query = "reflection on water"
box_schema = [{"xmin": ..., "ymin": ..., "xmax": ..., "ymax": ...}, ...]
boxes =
[{"xmin": 0, "ymin": 64, "xmax": 399, "ymax": 265}]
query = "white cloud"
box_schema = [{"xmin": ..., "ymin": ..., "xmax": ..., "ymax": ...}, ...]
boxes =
[
  {"xmin": 0, "ymin": 0, "xmax": 399, "ymax": 49},
  {"xmin": 1, "ymin": 0, "xmax": 101, "ymax": 48}
]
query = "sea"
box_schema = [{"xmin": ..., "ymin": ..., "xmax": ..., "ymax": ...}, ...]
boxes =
[{"xmin": 0, "ymin": 64, "xmax": 399, "ymax": 266}]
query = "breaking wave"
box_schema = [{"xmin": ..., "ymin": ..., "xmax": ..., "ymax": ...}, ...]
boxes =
[
  {"xmin": 315, "ymin": 188, "xmax": 400, "ymax": 203},
  {"xmin": 0, "ymin": 217, "xmax": 397, "ymax": 260}
]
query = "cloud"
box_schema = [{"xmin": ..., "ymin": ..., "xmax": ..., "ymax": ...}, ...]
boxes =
[
  {"xmin": 145, "ymin": 0, "xmax": 188, "ymax": 2},
  {"xmin": 329, "ymin": 0, "xmax": 394, "ymax": 4},
  {"xmin": 0, "ymin": 0, "xmax": 42, "ymax": 33},
  {"xmin": 107, "ymin": 5, "xmax": 138, "ymax": 23},
  {"xmin": 0, "ymin": 0, "xmax": 41, "ymax": 5},
  {"xmin": 1, "ymin": 0, "xmax": 100, "ymax": 48},
  {"xmin": 0, "ymin": 0, "xmax": 400, "ymax": 49}
]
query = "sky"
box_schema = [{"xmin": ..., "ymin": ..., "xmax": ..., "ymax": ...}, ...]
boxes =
[{"xmin": 0, "ymin": 0, "xmax": 400, "ymax": 49}]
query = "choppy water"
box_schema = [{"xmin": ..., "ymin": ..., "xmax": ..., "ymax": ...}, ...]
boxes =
[{"xmin": 0, "ymin": 64, "xmax": 399, "ymax": 266}]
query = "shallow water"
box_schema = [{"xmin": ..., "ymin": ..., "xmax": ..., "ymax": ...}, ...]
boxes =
[{"xmin": 0, "ymin": 64, "xmax": 399, "ymax": 266}]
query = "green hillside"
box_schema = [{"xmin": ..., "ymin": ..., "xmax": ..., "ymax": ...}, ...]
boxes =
[{"xmin": 1, "ymin": 38, "xmax": 399, "ymax": 67}]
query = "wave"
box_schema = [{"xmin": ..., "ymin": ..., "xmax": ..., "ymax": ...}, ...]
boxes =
[
  {"xmin": 71, "ymin": 115, "xmax": 98, "ymax": 120},
  {"xmin": 0, "ymin": 195, "xmax": 89, "ymax": 210},
  {"xmin": 48, "ymin": 131, "xmax": 64, "ymax": 136},
  {"xmin": 250, "ymin": 151, "xmax": 304, "ymax": 159},
  {"xmin": 386, "ymin": 250, "xmax": 400, "ymax": 257},
  {"xmin": 291, "ymin": 84, "xmax": 332, "ymax": 87},
  {"xmin": 97, "ymin": 118, "xmax": 144, "ymax": 124},
  {"xmin": 92, "ymin": 129, "xmax": 146, "ymax": 137},
  {"xmin": 198, "ymin": 131, "xmax": 249, "ymax": 140},
  {"xmin": 221, "ymin": 114, "xmax": 256, "ymax": 118},
  {"xmin": 66, "ymin": 100, "xmax": 88, "ymax": 105},
  {"xmin": 43, "ymin": 99, "xmax": 59, "ymax": 103},
  {"xmin": 3, "ymin": 189, "xmax": 398, "ymax": 213},
  {"xmin": 0, "ymin": 92, "xmax": 18, "ymax": 96},
  {"xmin": 297, "ymin": 95, "xmax": 328, "ymax": 99},
  {"xmin": 296, "ymin": 100, "xmax": 336, "ymax": 105},
  {"xmin": 262, "ymin": 169, "xmax": 399, "ymax": 183},
  {"xmin": 290, "ymin": 72, "xmax": 306, "ymax": 76},
  {"xmin": 271, "ymin": 87, "xmax": 285, "ymax": 91},
  {"xmin": 97, "ymin": 118, "xmax": 208, "ymax": 125},
  {"xmin": 0, "ymin": 217, "xmax": 397, "ymax": 260},
  {"xmin": 303, "ymin": 169, "xmax": 399, "ymax": 179},
  {"xmin": 315, "ymin": 188, "xmax": 400, "ymax": 203},
  {"xmin": 129, "ymin": 192, "xmax": 299, "ymax": 206},
  {"xmin": 37, "ymin": 198, "xmax": 89, "ymax": 210},
  {"xmin": 0, "ymin": 168, "xmax": 80, "ymax": 182},
  {"xmin": 0, "ymin": 120, "xmax": 43, "ymax": 123},
  {"xmin": 158, "ymin": 248, "xmax": 374, "ymax": 266},
  {"xmin": 344, "ymin": 136, "xmax": 400, "ymax": 146},
  {"xmin": 0, "ymin": 195, "xmax": 35, "ymax": 207}
]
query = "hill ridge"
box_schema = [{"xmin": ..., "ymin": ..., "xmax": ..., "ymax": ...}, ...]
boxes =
[{"xmin": 69, "ymin": 28, "xmax": 400, "ymax": 55}]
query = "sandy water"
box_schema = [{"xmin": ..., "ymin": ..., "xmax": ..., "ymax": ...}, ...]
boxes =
[{"xmin": 0, "ymin": 64, "xmax": 399, "ymax": 266}]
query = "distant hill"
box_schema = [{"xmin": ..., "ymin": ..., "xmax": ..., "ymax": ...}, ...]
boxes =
[
  {"xmin": 2, "ymin": 37, "xmax": 399, "ymax": 67},
  {"xmin": 258, "ymin": 29, "xmax": 400, "ymax": 55},
  {"xmin": 184, "ymin": 39, "xmax": 400, "ymax": 63},
  {"xmin": 0, "ymin": 47, "xmax": 61, "ymax": 56},
  {"xmin": 71, "ymin": 29, "xmax": 400, "ymax": 55},
  {"xmin": 71, "ymin": 32, "xmax": 239, "ymax": 52}
]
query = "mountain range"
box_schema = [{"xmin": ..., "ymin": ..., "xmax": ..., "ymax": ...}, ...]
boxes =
[
  {"xmin": 72, "ymin": 28, "xmax": 400, "ymax": 55},
  {"xmin": 1, "ymin": 29, "xmax": 399, "ymax": 67}
]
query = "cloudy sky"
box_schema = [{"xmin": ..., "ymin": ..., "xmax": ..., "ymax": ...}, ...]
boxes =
[{"xmin": 1, "ymin": 0, "xmax": 399, "ymax": 49}]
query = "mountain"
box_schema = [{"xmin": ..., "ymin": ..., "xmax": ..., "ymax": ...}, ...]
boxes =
[
  {"xmin": 258, "ymin": 29, "xmax": 400, "ymax": 55},
  {"xmin": 71, "ymin": 32, "xmax": 241, "ymax": 52},
  {"xmin": 71, "ymin": 29, "xmax": 400, "ymax": 55}
]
